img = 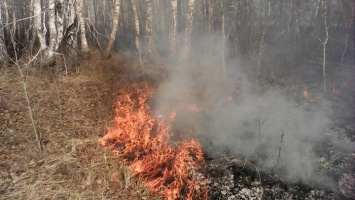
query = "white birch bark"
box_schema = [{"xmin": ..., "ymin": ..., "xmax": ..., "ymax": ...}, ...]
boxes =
[
  {"xmin": 220, "ymin": 0, "xmax": 227, "ymax": 81},
  {"xmin": 66, "ymin": 0, "xmax": 78, "ymax": 66},
  {"xmin": 48, "ymin": 0, "xmax": 57, "ymax": 52},
  {"xmin": 131, "ymin": 0, "xmax": 143, "ymax": 67},
  {"xmin": 33, "ymin": 0, "xmax": 54, "ymax": 66},
  {"xmin": 144, "ymin": 0, "xmax": 156, "ymax": 59},
  {"xmin": 103, "ymin": 0, "xmax": 121, "ymax": 58},
  {"xmin": 207, "ymin": 0, "xmax": 214, "ymax": 56},
  {"xmin": 169, "ymin": 0, "xmax": 178, "ymax": 55},
  {"xmin": 0, "ymin": 1, "xmax": 9, "ymax": 65},
  {"xmin": 180, "ymin": 0, "xmax": 195, "ymax": 62},
  {"xmin": 321, "ymin": 0, "xmax": 328, "ymax": 92},
  {"xmin": 46, "ymin": 0, "xmax": 65, "ymax": 65},
  {"xmin": 55, "ymin": 0, "xmax": 64, "ymax": 49},
  {"xmin": 33, "ymin": 0, "xmax": 47, "ymax": 52},
  {"xmin": 77, "ymin": 0, "xmax": 90, "ymax": 58}
]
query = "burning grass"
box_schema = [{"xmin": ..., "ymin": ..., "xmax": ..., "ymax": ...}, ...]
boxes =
[{"xmin": 99, "ymin": 82, "xmax": 209, "ymax": 200}]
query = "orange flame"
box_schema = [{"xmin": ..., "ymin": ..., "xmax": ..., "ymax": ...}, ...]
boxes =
[
  {"xmin": 99, "ymin": 82, "xmax": 208, "ymax": 200},
  {"xmin": 303, "ymin": 87, "xmax": 314, "ymax": 102},
  {"xmin": 170, "ymin": 111, "xmax": 177, "ymax": 120},
  {"xmin": 187, "ymin": 104, "xmax": 201, "ymax": 112}
]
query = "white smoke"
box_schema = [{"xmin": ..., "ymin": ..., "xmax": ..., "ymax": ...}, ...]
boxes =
[{"xmin": 151, "ymin": 32, "xmax": 353, "ymax": 189}]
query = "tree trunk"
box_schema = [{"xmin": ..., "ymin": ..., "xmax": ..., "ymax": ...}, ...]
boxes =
[
  {"xmin": 169, "ymin": 0, "xmax": 178, "ymax": 57},
  {"xmin": 220, "ymin": 0, "xmax": 227, "ymax": 82},
  {"xmin": 131, "ymin": 0, "xmax": 143, "ymax": 67},
  {"xmin": 63, "ymin": 0, "xmax": 78, "ymax": 72},
  {"xmin": 48, "ymin": 0, "xmax": 64, "ymax": 52},
  {"xmin": 77, "ymin": 0, "xmax": 90, "ymax": 58},
  {"xmin": 33, "ymin": 0, "xmax": 46, "ymax": 51},
  {"xmin": 321, "ymin": 0, "xmax": 328, "ymax": 92},
  {"xmin": 180, "ymin": 0, "xmax": 195, "ymax": 62},
  {"xmin": 33, "ymin": 0, "xmax": 54, "ymax": 66},
  {"xmin": 103, "ymin": 0, "xmax": 121, "ymax": 59},
  {"xmin": 0, "ymin": 1, "xmax": 9, "ymax": 66},
  {"xmin": 207, "ymin": 0, "xmax": 214, "ymax": 56},
  {"xmin": 144, "ymin": 0, "xmax": 157, "ymax": 59}
]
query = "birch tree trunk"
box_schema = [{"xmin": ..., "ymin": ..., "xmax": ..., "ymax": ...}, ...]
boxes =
[
  {"xmin": 33, "ymin": 0, "xmax": 55, "ymax": 66},
  {"xmin": 207, "ymin": 0, "xmax": 214, "ymax": 56},
  {"xmin": 180, "ymin": 0, "xmax": 195, "ymax": 62},
  {"xmin": 169, "ymin": 0, "xmax": 178, "ymax": 57},
  {"xmin": 220, "ymin": 0, "xmax": 227, "ymax": 82},
  {"xmin": 63, "ymin": 0, "xmax": 78, "ymax": 71},
  {"xmin": 0, "ymin": 1, "xmax": 9, "ymax": 66},
  {"xmin": 321, "ymin": 0, "xmax": 329, "ymax": 92},
  {"xmin": 131, "ymin": 0, "xmax": 143, "ymax": 67},
  {"xmin": 103, "ymin": 0, "xmax": 121, "ymax": 59},
  {"xmin": 32, "ymin": 0, "xmax": 65, "ymax": 66},
  {"xmin": 77, "ymin": 0, "xmax": 90, "ymax": 58},
  {"xmin": 144, "ymin": 0, "xmax": 157, "ymax": 59},
  {"xmin": 48, "ymin": 0, "xmax": 64, "ymax": 52},
  {"xmin": 48, "ymin": 0, "xmax": 57, "ymax": 51},
  {"xmin": 33, "ymin": 0, "xmax": 46, "ymax": 51}
]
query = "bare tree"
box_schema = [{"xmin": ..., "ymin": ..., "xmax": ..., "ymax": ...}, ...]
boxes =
[
  {"xmin": 31, "ymin": 0, "xmax": 72, "ymax": 67},
  {"xmin": 0, "ymin": 1, "xmax": 9, "ymax": 66},
  {"xmin": 207, "ymin": 0, "xmax": 214, "ymax": 56},
  {"xmin": 180, "ymin": 0, "xmax": 195, "ymax": 62},
  {"xmin": 144, "ymin": 0, "xmax": 157, "ymax": 59},
  {"xmin": 220, "ymin": 0, "xmax": 227, "ymax": 81},
  {"xmin": 63, "ymin": 0, "xmax": 78, "ymax": 71},
  {"xmin": 169, "ymin": 0, "xmax": 178, "ymax": 57},
  {"xmin": 33, "ymin": 0, "xmax": 50, "ymax": 64},
  {"xmin": 131, "ymin": 0, "xmax": 143, "ymax": 67},
  {"xmin": 103, "ymin": 0, "xmax": 121, "ymax": 59},
  {"xmin": 77, "ymin": 0, "xmax": 90, "ymax": 58},
  {"xmin": 320, "ymin": 0, "xmax": 329, "ymax": 92},
  {"xmin": 48, "ymin": 0, "xmax": 63, "ymax": 52}
]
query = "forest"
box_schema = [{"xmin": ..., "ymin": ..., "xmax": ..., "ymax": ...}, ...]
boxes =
[{"xmin": 0, "ymin": 0, "xmax": 354, "ymax": 199}]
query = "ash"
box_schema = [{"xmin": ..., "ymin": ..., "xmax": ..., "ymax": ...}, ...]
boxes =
[{"xmin": 199, "ymin": 151, "xmax": 347, "ymax": 200}]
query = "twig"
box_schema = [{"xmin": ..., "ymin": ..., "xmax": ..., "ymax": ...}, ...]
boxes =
[
  {"xmin": 84, "ymin": 18, "xmax": 107, "ymax": 51},
  {"xmin": 0, "ymin": 10, "xmax": 45, "ymax": 29},
  {"xmin": 257, "ymin": 117, "xmax": 266, "ymax": 146},
  {"xmin": 54, "ymin": 84, "xmax": 62, "ymax": 121},
  {"xmin": 277, "ymin": 129, "xmax": 284, "ymax": 168}
]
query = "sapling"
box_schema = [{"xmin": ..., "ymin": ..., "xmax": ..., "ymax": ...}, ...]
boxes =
[
  {"xmin": 8, "ymin": 16, "xmax": 41, "ymax": 151},
  {"xmin": 277, "ymin": 129, "xmax": 284, "ymax": 168},
  {"xmin": 257, "ymin": 117, "xmax": 265, "ymax": 146}
]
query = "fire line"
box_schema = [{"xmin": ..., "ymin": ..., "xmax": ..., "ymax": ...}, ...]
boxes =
[{"xmin": 99, "ymin": 82, "xmax": 208, "ymax": 200}]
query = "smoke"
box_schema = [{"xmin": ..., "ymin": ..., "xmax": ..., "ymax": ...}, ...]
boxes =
[{"xmin": 151, "ymin": 32, "xmax": 353, "ymax": 189}]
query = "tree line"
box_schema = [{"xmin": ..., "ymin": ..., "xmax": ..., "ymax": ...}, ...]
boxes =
[{"xmin": 0, "ymin": 0, "xmax": 353, "ymax": 91}]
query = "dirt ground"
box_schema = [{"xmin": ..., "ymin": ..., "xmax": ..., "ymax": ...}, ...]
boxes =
[{"xmin": 0, "ymin": 50, "xmax": 160, "ymax": 200}]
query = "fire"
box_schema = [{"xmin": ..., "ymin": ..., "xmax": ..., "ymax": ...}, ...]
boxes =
[
  {"xmin": 187, "ymin": 104, "xmax": 201, "ymax": 112},
  {"xmin": 170, "ymin": 111, "xmax": 177, "ymax": 120},
  {"xmin": 331, "ymin": 84, "xmax": 340, "ymax": 97},
  {"xmin": 303, "ymin": 87, "xmax": 314, "ymax": 102},
  {"xmin": 99, "ymin": 82, "xmax": 208, "ymax": 200}
]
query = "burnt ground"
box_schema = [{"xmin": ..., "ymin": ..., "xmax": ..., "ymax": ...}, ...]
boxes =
[
  {"xmin": 1, "ymin": 50, "xmax": 354, "ymax": 199},
  {"xmin": 203, "ymin": 148, "xmax": 354, "ymax": 200}
]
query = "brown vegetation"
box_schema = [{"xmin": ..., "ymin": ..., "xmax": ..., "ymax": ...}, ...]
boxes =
[{"xmin": 0, "ymin": 50, "xmax": 160, "ymax": 199}]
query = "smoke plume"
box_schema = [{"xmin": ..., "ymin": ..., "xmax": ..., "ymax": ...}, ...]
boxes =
[{"xmin": 151, "ymin": 33, "xmax": 353, "ymax": 189}]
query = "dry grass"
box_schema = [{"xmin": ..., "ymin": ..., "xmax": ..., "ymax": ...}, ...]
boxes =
[
  {"xmin": 0, "ymin": 50, "xmax": 160, "ymax": 200},
  {"xmin": 4, "ymin": 139, "xmax": 157, "ymax": 200}
]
